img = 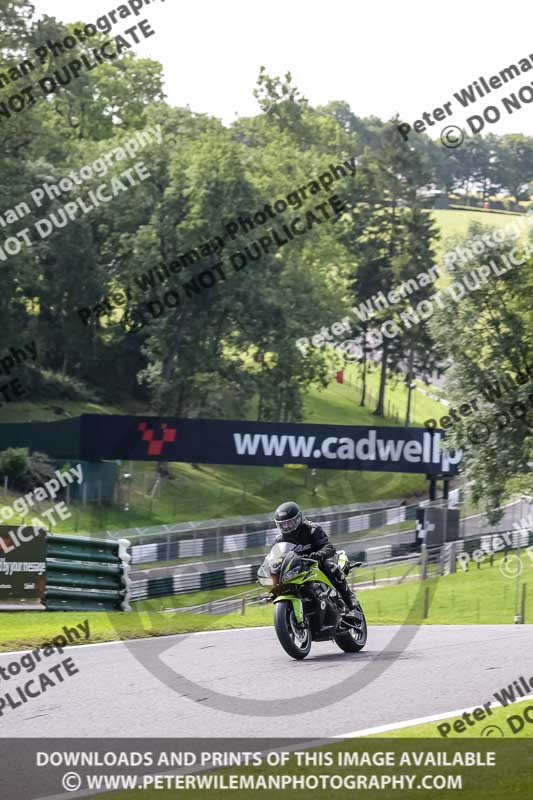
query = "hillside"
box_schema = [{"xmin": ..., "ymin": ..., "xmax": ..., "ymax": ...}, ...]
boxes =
[
  {"xmin": 0, "ymin": 207, "xmax": 516, "ymax": 530},
  {"xmin": 0, "ymin": 361, "xmax": 445, "ymax": 531}
]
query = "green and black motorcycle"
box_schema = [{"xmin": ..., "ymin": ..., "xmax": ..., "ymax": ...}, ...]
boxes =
[{"xmin": 257, "ymin": 541, "xmax": 367, "ymax": 660}]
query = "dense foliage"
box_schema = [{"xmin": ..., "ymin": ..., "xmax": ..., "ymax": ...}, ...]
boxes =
[{"xmin": 2, "ymin": 0, "xmax": 533, "ymax": 515}]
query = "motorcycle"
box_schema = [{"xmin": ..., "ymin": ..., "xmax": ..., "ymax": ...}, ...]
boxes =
[{"xmin": 257, "ymin": 541, "xmax": 367, "ymax": 660}]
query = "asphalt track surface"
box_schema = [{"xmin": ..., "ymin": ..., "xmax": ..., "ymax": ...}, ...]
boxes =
[{"xmin": 2, "ymin": 624, "xmax": 532, "ymax": 738}]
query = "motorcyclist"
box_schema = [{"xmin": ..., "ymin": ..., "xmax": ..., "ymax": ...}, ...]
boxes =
[{"xmin": 273, "ymin": 501, "xmax": 357, "ymax": 611}]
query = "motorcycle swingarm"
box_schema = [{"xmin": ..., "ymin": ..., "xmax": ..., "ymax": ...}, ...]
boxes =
[{"xmin": 273, "ymin": 594, "xmax": 304, "ymax": 624}]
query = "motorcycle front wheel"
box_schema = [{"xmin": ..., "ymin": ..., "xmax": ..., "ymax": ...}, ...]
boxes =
[{"xmin": 273, "ymin": 600, "xmax": 312, "ymax": 660}]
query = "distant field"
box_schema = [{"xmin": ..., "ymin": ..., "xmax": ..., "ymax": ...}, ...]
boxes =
[{"xmin": 432, "ymin": 207, "xmax": 523, "ymax": 251}]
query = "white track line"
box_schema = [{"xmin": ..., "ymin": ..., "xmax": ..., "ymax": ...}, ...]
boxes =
[
  {"xmin": 336, "ymin": 692, "xmax": 533, "ymax": 738},
  {"xmin": 0, "ymin": 625, "xmax": 274, "ymax": 658}
]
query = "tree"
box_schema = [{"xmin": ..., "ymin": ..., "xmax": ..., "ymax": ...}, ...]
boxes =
[
  {"xmin": 498, "ymin": 134, "xmax": 533, "ymax": 206},
  {"xmin": 429, "ymin": 219, "xmax": 533, "ymax": 519},
  {"xmin": 339, "ymin": 119, "xmax": 438, "ymax": 417}
]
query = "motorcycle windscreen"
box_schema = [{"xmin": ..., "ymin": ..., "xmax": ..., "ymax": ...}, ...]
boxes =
[{"xmin": 258, "ymin": 541, "xmax": 295, "ymax": 577}]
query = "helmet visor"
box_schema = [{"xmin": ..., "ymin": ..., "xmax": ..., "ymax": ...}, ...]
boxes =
[{"xmin": 275, "ymin": 513, "xmax": 301, "ymax": 533}]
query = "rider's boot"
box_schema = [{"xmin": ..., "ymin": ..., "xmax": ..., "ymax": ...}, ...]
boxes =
[{"xmin": 339, "ymin": 581, "xmax": 357, "ymax": 611}]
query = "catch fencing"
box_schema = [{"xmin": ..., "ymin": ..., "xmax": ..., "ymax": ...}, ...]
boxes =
[
  {"xmin": 129, "ymin": 502, "xmax": 424, "ymax": 565},
  {"xmin": 130, "ymin": 527, "xmax": 533, "ymax": 603}
]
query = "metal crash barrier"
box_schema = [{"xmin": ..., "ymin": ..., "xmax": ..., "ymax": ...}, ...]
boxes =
[{"xmin": 45, "ymin": 534, "xmax": 132, "ymax": 612}]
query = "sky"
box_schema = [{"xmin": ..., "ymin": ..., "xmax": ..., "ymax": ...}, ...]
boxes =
[{"xmin": 32, "ymin": 0, "xmax": 533, "ymax": 136}]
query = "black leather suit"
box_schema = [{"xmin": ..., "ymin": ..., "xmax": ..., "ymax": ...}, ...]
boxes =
[{"xmin": 274, "ymin": 519, "xmax": 353, "ymax": 603}]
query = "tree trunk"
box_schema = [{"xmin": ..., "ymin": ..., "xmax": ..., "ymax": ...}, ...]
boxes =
[
  {"xmin": 374, "ymin": 340, "xmax": 388, "ymax": 417},
  {"xmin": 359, "ymin": 344, "xmax": 368, "ymax": 406},
  {"xmin": 404, "ymin": 347, "xmax": 414, "ymax": 426}
]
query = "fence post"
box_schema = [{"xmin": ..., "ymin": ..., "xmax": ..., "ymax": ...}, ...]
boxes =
[
  {"xmin": 423, "ymin": 586, "xmax": 430, "ymax": 619},
  {"xmin": 420, "ymin": 544, "xmax": 428, "ymax": 580},
  {"xmin": 449, "ymin": 541, "xmax": 457, "ymax": 574},
  {"xmin": 241, "ymin": 597, "xmax": 246, "ymax": 615},
  {"xmin": 521, "ymin": 583, "xmax": 527, "ymax": 624}
]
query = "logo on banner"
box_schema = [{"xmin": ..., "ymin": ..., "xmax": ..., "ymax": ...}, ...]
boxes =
[{"xmin": 138, "ymin": 421, "xmax": 177, "ymax": 456}]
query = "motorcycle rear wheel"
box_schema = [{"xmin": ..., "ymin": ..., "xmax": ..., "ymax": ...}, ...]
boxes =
[
  {"xmin": 334, "ymin": 605, "xmax": 367, "ymax": 652},
  {"xmin": 274, "ymin": 601, "xmax": 312, "ymax": 660}
]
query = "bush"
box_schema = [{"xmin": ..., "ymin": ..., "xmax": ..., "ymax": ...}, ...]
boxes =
[
  {"xmin": 0, "ymin": 448, "xmax": 56, "ymax": 492},
  {"xmin": 23, "ymin": 366, "xmax": 99, "ymax": 402},
  {"xmin": 0, "ymin": 448, "xmax": 28, "ymax": 482},
  {"xmin": 22, "ymin": 451, "xmax": 57, "ymax": 491}
]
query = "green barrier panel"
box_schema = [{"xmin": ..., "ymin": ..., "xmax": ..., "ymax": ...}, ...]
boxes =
[
  {"xmin": 47, "ymin": 544, "xmax": 120, "ymax": 563},
  {"xmin": 49, "ymin": 534, "xmax": 121, "ymax": 551},
  {"xmin": 47, "ymin": 573, "xmax": 121, "ymax": 591},
  {"xmin": 47, "ymin": 560, "xmax": 122, "ymax": 576},
  {"xmin": 46, "ymin": 587, "xmax": 126, "ymax": 602},
  {"xmin": 44, "ymin": 535, "xmax": 131, "ymax": 612},
  {"xmin": 47, "ymin": 546, "xmax": 119, "ymax": 563},
  {"xmin": 200, "ymin": 570, "xmax": 226, "ymax": 590},
  {"xmin": 45, "ymin": 598, "xmax": 122, "ymax": 612}
]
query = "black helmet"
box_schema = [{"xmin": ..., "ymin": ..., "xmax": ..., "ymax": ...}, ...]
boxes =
[{"xmin": 274, "ymin": 501, "xmax": 303, "ymax": 534}]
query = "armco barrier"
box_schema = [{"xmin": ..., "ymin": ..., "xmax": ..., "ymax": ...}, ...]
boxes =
[
  {"xmin": 45, "ymin": 534, "xmax": 132, "ymax": 611},
  {"xmin": 129, "ymin": 527, "xmax": 530, "ymax": 603},
  {"xmin": 129, "ymin": 542, "xmax": 418, "ymax": 601},
  {"xmin": 131, "ymin": 564, "xmax": 259, "ymax": 601},
  {"xmin": 129, "ymin": 502, "xmax": 426, "ymax": 565}
]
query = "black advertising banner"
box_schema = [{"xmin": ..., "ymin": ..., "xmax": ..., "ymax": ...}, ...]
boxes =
[
  {"xmin": 0, "ymin": 417, "xmax": 81, "ymax": 459},
  {"xmin": 0, "ymin": 415, "xmax": 461, "ymax": 474},
  {"xmin": 80, "ymin": 415, "xmax": 461, "ymax": 475},
  {"xmin": 0, "ymin": 525, "xmax": 46, "ymax": 600}
]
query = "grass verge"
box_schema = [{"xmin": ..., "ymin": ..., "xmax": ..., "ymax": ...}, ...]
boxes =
[
  {"xmin": 369, "ymin": 697, "xmax": 533, "ymax": 739},
  {"xmin": 1, "ymin": 550, "xmax": 531, "ymax": 652}
]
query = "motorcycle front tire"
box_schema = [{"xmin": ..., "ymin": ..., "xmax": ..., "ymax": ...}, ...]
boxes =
[{"xmin": 273, "ymin": 600, "xmax": 312, "ymax": 660}]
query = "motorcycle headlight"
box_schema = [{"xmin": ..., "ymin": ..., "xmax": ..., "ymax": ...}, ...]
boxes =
[
  {"xmin": 283, "ymin": 566, "xmax": 302, "ymax": 581},
  {"xmin": 258, "ymin": 575, "xmax": 274, "ymax": 586}
]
